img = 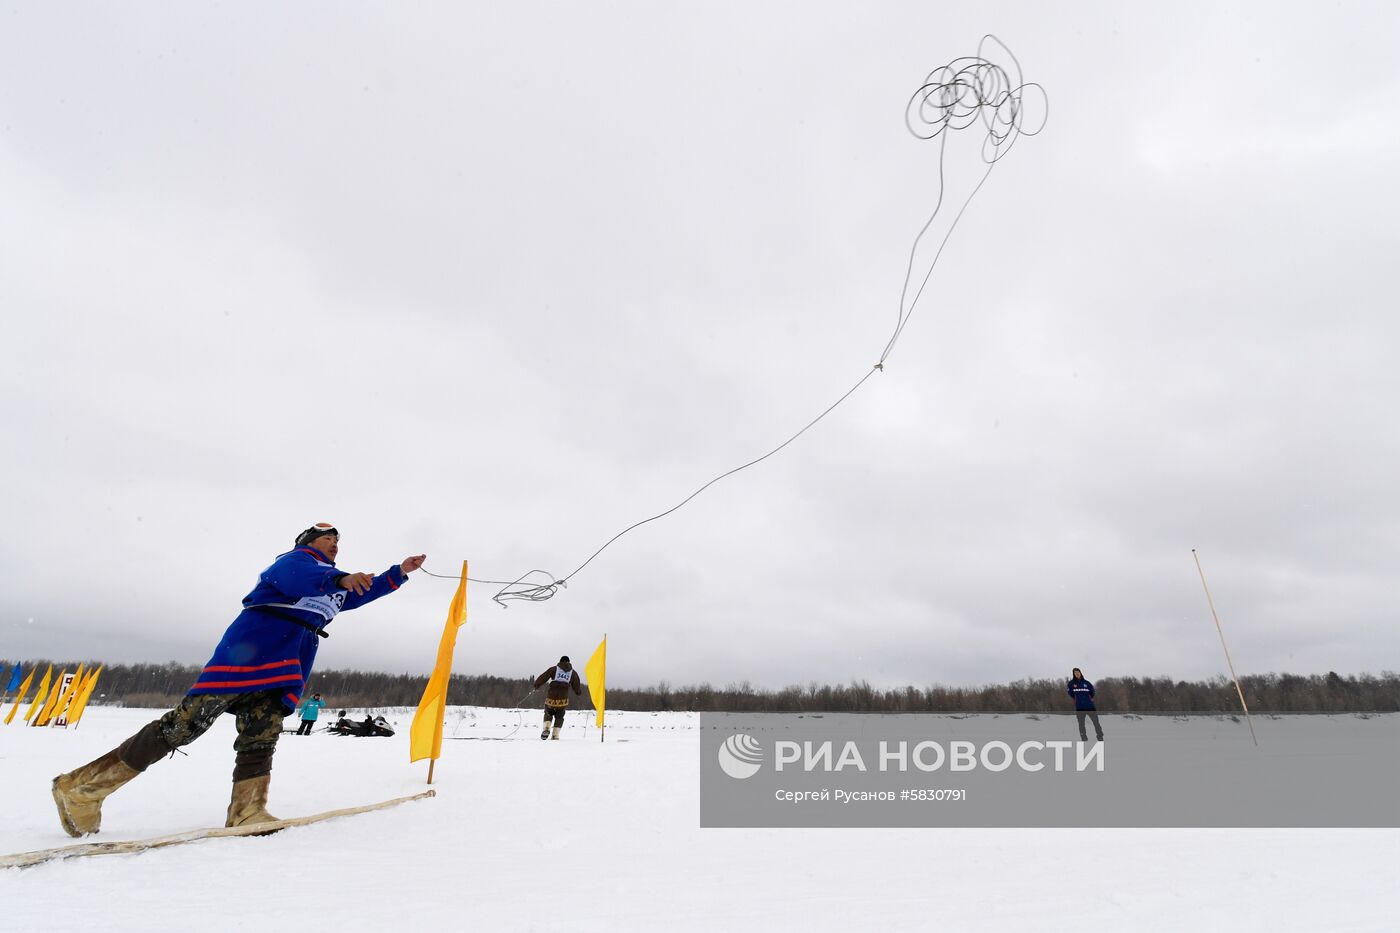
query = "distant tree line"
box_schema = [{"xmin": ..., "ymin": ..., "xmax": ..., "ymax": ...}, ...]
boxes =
[
  {"xmin": 3, "ymin": 660, "xmax": 1396, "ymax": 713},
  {"xmin": 611, "ymin": 672, "xmax": 1399, "ymax": 714}
]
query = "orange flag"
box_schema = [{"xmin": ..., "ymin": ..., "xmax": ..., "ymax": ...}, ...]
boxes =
[
  {"xmin": 34, "ymin": 669, "xmax": 72, "ymax": 726},
  {"xmin": 47, "ymin": 664, "xmax": 86, "ymax": 726},
  {"xmin": 68, "ymin": 666, "xmax": 104, "ymax": 726},
  {"xmin": 23, "ymin": 666, "xmax": 54, "ymax": 723},
  {"xmin": 409, "ymin": 561, "xmax": 468, "ymax": 772},
  {"xmin": 584, "ymin": 635, "xmax": 607, "ymax": 730}
]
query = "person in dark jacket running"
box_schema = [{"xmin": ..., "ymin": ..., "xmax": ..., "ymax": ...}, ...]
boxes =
[
  {"xmin": 1066, "ymin": 667, "xmax": 1104, "ymax": 741},
  {"xmin": 51, "ymin": 524, "xmax": 425, "ymax": 837},
  {"xmin": 533, "ymin": 656, "xmax": 582, "ymax": 740}
]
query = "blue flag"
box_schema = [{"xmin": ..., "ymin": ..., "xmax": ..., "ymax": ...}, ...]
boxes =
[{"xmin": 4, "ymin": 663, "xmax": 21, "ymax": 692}]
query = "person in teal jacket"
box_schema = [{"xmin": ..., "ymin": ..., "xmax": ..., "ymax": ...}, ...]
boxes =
[
  {"xmin": 296, "ymin": 693, "xmax": 327, "ymax": 735},
  {"xmin": 52, "ymin": 523, "xmax": 425, "ymax": 838}
]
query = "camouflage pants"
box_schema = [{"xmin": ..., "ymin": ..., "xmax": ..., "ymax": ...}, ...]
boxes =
[{"xmin": 118, "ymin": 688, "xmax": 286, "ymax": 782}]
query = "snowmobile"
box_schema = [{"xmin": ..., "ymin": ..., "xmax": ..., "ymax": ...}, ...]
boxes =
[{"xmin": 327, "ymin": 714, "xmax": 396, "ymax": 737}]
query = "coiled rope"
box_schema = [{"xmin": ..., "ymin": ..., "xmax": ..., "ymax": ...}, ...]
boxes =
[{"xmin": 422, "ymin": 35, "xmax": 1047, "ymax": 606}]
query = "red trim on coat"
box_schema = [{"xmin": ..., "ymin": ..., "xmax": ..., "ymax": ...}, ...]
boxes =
[
  {"xmin": 201, "ymin": 659, "xmax": 299, "ymax": 674},
  {"xmin": 192, "ymin": 674, "xmax": 302, "ymax": 689}
]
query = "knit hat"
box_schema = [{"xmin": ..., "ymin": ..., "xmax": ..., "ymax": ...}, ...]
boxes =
[
  {"xmin": 559, "ymin": 656, "xmax": 571, "ymax": 665},
  {"xmin": 296, "ymin": 523, "xmax": 339, "ymax": 547}
]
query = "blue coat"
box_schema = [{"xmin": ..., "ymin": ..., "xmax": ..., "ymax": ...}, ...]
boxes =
[
  {"xmin": 1067, "ymin": 677, "xmax": 1096, "ymax": 711},
  {"xmin": 187, "ymin": 545, "xmax": 407, "ymax": 713},
  {"xmin": 299, "ymin": 698, "xmax": 327, "ymax": 721}
]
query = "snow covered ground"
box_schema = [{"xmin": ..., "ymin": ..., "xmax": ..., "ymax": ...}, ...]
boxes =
[{"xmin": 2, "ymin": 706, "xmax": 1396, "ymax": 931}]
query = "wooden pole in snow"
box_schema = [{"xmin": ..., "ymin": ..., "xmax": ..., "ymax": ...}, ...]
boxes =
[{"xmin": 1192, "ymin": 549, "xmax": 1258, "ymax": 746}]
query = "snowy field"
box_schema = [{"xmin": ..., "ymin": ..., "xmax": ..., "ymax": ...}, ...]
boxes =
[{"xmin": 2, "ymin": 706, "xmax": 1396, "ymax": 931}]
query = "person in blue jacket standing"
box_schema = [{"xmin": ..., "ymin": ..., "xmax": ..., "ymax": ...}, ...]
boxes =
[
  {"xmin": 296, "ymin": 693, "xmax": 327, "ymax": 735},
  {"xmin": 52, "ymin": 524, "xmax": 425, "ymax": 837},
  {"xmin": 1066, "ymin": 667, "xmax": 1104, "ymax": 741}
]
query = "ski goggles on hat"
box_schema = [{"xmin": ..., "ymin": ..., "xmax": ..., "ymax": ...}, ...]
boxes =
[{"xmin": 295, "ymin": 523, "xmax": 340, "ymax": 546}]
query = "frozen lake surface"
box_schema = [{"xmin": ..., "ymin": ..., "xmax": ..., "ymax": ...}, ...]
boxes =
[{"xmin": 2, "ymin": 706, "xmax": 1397, "ymax": 931}]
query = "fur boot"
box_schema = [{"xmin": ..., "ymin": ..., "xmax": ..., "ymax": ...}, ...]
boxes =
[
  {"xmin": 225, "ymin": 775, "xmax": 279, "ymax": 828},
  {"xmin": 52, "ymin": 749, "xmax": 140, "ymax": 838}
]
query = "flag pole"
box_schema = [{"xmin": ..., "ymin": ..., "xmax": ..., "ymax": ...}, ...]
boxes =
[
  {"xmin": 411, "ymin": 559, "xmax": 469, "ymax": 783},
  {"xmin": 584, "ymin": 633, "xmax": 607, "ymax": 743},
  {"xmin": 1192, "ymin": 549, "xmax": 1258, "ymax": 746}
]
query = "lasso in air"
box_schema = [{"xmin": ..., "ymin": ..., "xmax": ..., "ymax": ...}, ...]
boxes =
[{"xmin": 422, "ymin": 35, "xmax": 1048, "ymax": 607}]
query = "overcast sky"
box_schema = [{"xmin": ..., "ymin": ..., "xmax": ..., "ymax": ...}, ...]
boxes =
[{"xmin": 2, "ymin": 3, "xmax": 1395, "ymax": 691}]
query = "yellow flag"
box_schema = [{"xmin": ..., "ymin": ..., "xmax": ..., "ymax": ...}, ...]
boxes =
[
  {"xmin": 34, "ymin": 669, "xmax": 72, "ymax": 726},
  {"xmin": 49, "ymin": 664, "xmax": 86, "ymax": 726},
  {"xmin": 68, "ymin": 666, "xmax": 104, "ymax": 726},
  {"xmin": 4, "ymin": 667, "xmax": 37, "ymax": 725},
  {"xmin": 409, "ymin": 561, "xmax": 468, "ymax": 766},
  {"xmin": 23, "ymin": 666, "xmax": 53, "ymax": 723},
  {"xmin": 584, "ymin": 635, "xmax": 607, "ymax": 729}
]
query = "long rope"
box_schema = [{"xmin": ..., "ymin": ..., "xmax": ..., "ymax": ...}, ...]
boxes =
[
  {"xmin": 421, "ymin": 35, "xmax": 1048, "ymax": 605},
  {"xmin": 444, "ymin": 688, "xmax": 538, "ymax": 740}
]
